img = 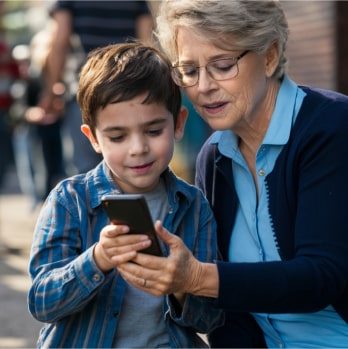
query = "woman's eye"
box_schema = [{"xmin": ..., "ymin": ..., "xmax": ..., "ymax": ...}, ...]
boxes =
[
  {"xmin": 181, "ymin": 65, "xmax": 198, "ymax": 77},
  {"xmin": 212, "ymin": 59, "xmax": 236, "ymax": 72}
]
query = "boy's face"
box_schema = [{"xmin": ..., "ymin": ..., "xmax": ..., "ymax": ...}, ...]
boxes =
[{"xmin": 81, "ymin": 94, "xmax": 187, "ymax": 194}]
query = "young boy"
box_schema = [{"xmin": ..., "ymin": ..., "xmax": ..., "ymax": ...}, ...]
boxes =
[{"xmin": 27, "ymin": 43, "xmax": 223, "ymax": 348}]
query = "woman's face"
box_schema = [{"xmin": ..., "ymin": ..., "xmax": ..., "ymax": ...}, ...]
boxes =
[{"xmin": 176, "ymin": 27, "xmax": 279, "ymax": 135}]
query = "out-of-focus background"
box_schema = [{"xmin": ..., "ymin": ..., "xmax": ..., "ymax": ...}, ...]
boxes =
[{"xmin": 0, "ymin": 1, "xmax": 347, "ymax": 347}]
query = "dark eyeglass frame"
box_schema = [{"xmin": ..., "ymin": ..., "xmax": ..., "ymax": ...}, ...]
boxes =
[{"xmin": 172, "ymin": 50, "xmax": 250, "ymax": 87}]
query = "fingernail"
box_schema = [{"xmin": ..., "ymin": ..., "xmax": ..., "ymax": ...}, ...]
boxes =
[{"xmin": 140, "ymin": 235, "xmax": 150, "ymax": 241}]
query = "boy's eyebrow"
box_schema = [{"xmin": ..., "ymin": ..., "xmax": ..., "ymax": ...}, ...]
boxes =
[{"xmin": 101, "ymin": 117, "xmax": 168, "ymax": 132}]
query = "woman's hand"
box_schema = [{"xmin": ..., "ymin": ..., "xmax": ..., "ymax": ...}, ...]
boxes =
[{"xmin": 117, "ymin": 221, "xmax": 208, "ymax": 297}]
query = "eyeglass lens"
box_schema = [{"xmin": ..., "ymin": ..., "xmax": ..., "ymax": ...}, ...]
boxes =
[{"xmin": 172, "ymin": 50, "xmax": 249, "ymax": 87}]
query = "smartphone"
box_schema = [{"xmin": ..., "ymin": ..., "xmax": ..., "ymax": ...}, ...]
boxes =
[{"xmin": 101, "ymin": 194, "xmax": 163, "ymax": 256}]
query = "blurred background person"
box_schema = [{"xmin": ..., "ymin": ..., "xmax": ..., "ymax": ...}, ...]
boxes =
[
  {"xmin": 37, "ymin": 0, "xmax": 154, "ymax": 175},
  {"xmin": 10, "ymin": 25, "xmax": 67, "ymax": 208},
  {"xmin": 0, "ymin": 0, "xmax": 19, "ymax": 190}
]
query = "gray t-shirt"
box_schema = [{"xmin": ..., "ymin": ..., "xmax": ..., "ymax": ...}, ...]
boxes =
[{"xmin": 113, "ymin": 179, "xmax": 170, "ymax": 348}]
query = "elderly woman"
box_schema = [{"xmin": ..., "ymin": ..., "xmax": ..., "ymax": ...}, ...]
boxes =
[{"xmin": 117, "ymin": 1, "xmax": 348, "ymax": 347}]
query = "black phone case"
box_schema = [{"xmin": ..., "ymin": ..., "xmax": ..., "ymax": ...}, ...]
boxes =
[{"xmin": 101, "ymin": 194, "xmax": 163, "ymax": 256}]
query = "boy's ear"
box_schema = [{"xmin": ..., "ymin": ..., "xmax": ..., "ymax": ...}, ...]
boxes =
[
  {"xmin": 81, "ymin": 124, "xmax": 102, "ymax": 153},
  {"xmin": 174, "ymin": 106, "xmax": 188, "ymax": 141}
]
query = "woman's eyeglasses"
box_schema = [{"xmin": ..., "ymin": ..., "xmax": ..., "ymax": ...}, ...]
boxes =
[{"xmin": 171, "ymin": 50, "xmax": 249, "ymax": 87}]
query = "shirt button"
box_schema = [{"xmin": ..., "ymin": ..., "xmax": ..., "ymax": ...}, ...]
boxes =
[
  {"xmin": 258, "ymin": 169, "xmax": 266, "ymax": 176},
  {"xmin": 93, "ymin": 274, "xmax": 101, "ymax": 282}
]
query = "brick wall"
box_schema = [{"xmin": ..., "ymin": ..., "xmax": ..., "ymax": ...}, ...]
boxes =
[
  {"xmin": 336, "ymin": 1, "xmax": 348, "ymax": 94},
  {"xmin": 282, "ymin": 1, "xmax": 336, "ymax": 90}
]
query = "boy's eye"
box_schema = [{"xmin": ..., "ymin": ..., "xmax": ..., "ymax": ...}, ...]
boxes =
[
  {"xmin": 146, "ymin": 128, "xmax": 163, "ymax": 136},
  {"xmin": 109, "ymin": 135, "xmax": 124, "ymax": 142}
]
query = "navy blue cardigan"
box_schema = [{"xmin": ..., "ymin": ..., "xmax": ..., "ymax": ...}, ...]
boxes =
[{"xmin": 196, "ymin": 86, "xmax": 348, "ymax": 347}]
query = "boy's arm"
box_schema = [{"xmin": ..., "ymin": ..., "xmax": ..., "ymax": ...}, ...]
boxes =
[{"xmin": 27, "ymin": 192, "xmax": 111, "ymax": 322}]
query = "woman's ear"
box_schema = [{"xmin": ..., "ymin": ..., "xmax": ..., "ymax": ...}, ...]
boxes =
[
  {"xmin": 265, "ymin": 41, "xmax": 280, "ymax": 77},
  {"xmin": 81, "ymin": 124, "xmax": 102, "ymax": 153},
  {"xmin": 174, "ymin": 106, "xmax": 188, "ymax": 141}
]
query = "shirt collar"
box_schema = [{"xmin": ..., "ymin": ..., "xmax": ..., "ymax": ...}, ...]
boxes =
[
  {"xmin": 86, "ymin": 161, "xmax": 120, "ymax": 209},
  {"xmin": 262, "ymin": 75, "xmax": 304, "ymax": 146},
  {"xmin": 86, "ymin": 161, "xmax": 196, "ymax": 210}
]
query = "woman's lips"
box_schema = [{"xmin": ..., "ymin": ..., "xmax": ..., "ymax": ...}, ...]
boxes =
[{"xmin": 203, "ymin": 101, "xmax": 227, "ymax": 114}]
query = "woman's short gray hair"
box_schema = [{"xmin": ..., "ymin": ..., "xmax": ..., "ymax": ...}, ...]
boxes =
[{"xmin": 155, "ymin": 0, "xmax": 289, "ymax": 79}]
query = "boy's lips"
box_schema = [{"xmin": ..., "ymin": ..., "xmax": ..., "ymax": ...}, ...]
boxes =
[{"xmin": 129, "ymin": 162, "xmax": 153, "ymax": 173}]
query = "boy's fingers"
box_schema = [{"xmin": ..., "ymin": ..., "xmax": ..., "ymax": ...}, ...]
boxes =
[{"xmin": 104, "ymin": 224, "xmax": 130, "ymax": 237}]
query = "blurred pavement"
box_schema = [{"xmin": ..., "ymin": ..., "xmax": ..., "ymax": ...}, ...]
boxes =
[{"xmin": 0, "ymin": 166, "xmax": 42, "ymax": 348}]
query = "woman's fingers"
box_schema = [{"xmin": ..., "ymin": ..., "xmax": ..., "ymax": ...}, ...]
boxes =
[{"xmin": 117, "ymin": 260, "xmax": 168, "ymax": 296}]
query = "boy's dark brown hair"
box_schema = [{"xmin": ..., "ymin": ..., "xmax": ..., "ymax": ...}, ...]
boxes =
[{"xmin": 77, "ymin": 42, "xmax": 182, "ymax": 136}]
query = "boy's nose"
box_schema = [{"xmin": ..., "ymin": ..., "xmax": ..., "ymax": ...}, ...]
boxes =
[{"xmin": 129, "ymin": 137, "xmax": 149, "ymax": 155}]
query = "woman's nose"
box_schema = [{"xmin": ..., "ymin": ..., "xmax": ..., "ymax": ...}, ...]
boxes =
[{"xmin": 197, "ymin": 68, "xmax": 218, "ymax": 92}]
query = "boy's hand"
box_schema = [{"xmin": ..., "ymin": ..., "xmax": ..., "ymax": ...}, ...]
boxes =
[{"xmin": 93, "ymin": 224, "xmax": 152, "ymax": 272}]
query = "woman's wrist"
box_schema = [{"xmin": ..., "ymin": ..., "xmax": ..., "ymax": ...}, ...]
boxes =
[{"xmin": 190, "ymin": 261, "xmax": 219, "ymax": 298}]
